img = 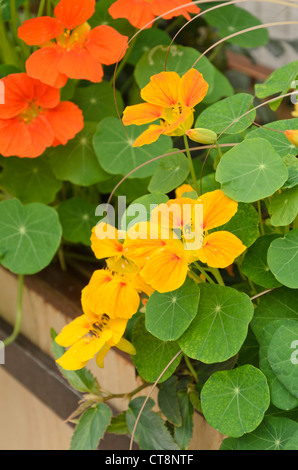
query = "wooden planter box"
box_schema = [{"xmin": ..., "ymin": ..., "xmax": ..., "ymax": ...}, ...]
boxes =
[{"xmin": 0, "ymin": 265, "xmax": 225, "ymax": 451}]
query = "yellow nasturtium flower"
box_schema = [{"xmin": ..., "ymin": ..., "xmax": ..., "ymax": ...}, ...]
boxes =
[
  {"xmin": 55, "ymin": 313, "xmax": 135, "ymax": 370},
  {"xmin": 285, "ymin": 129, "xmax": 298, "ymax": 147},
  {"xmin": 291, "ymin": 103, "xmax": 298, "ymax": 118},
  {"xmin": 122, "ymin": 68, "xmax": 209, "ymax": 147}
]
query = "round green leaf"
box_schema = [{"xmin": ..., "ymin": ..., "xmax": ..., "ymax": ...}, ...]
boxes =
[
  {"xmin": 221, "ymin": 417, "xmax": 298, "ymax": 450},
  {"xmin": 216, "ymin": 138, "xmax": 288, "ymax": 202},
  {"xmin": 148, "ymin": 152, "xmax": 189, "ymax": 195},
  {"xmin": 0, "ymin": 156, "xmax": 62, "ymax": 204},
  {"xmin": 196, "ymin": 93, "xmax": 256, "ymax": 135},
  {"xmin": 283, "ymin": 155, "xmax": 298, "ymax": 189},
  {"xmin": 145, "ymin": 278, "xmax": 200, "ymax": 341},
  {"xmin": 203, "ymin": 67, "xmax": 234, "ymax": 104},
  {"xmin": 93, "ymin": 117, "xmax": 172, "ymax": 179},
  {"xmin": 57, "ymin": 198, "xmax": 98, "ymax": 246},
  {"xmin": 246, "ymin": 119, "xmax": 298, "ymax": 158},
  {"xmin": 259, "ymin": 320, "xmax": 298, "ymax": 411},
  {"xmin": 204, "ymin": 5, "xmax": 269, "ymax": 48},
  {"xmin": 212, "ymin": 202, "xmax": 259, "ymax": 248},
  {"xmin": 178, "ymin": 285, "xmax": 254, "ymax": 363},
  {"xmin": 73, "ymin": 82, "xmax": 124, "ymax": 122},
  {"xmin": 255, "ymin": 61, "xmax": 298, "ymax": 106},
  {"xmin": 267, "ymin": 230, "xmax": 298, "ymax": 289},
  {"xmin": 201, "ymin": 365, "xmax": 270, "ymax": 438},
  {"xmin": 128, "ymin": 29, "xmax": 171, "ymax": 66},
  {"xmin": 0, "ymin": 198, "xmax": 62, "ymax": 275},
  {"xmin": 269, "ymin": 186, "xmax": 298, "ymax": 227},
  {"xmin": 242, "ymin": 235, "xmax": 282, "ymax": 288},
  {"xmin": 267, "ymin": 320, "xmax": 298, "ymax": 398},
  {"xmin": 49, "ymin": 123, "xmax": 109, "ymax": 186},
  {"xmin": 132, "ymin": 316, "xmax": 181, "ymax": 383},
  {"xmin": 251, "ymin": 287, "xmax": 298, "ymax": 343},
  {"xmin": 134, "ymin": 45, "xmax": 215, "ymax": 96}
]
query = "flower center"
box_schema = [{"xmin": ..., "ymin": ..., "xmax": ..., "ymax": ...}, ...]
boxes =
[
  {"xmin": 20, "ymin": 102, "xmax": 43, "ymax": 124},
  {"xmin": 86, "ymin": 313, "xmax": 110, "ymax": 340},
  {"xmin": 57, "ymin": 23, "xmax": 91, "ymax": 51}
]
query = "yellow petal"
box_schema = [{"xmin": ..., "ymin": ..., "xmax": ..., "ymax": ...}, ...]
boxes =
[
  {"xmin": 195, "ymin": 231, "xmax": 246, "ymax": 268},
  {"xmin": 179, "ymin": 68, "xmax": 209, "ymax": 108},
  {"xmin": 141, "ymin": 71, "xmax": 181, "ymax": 108},
  {"xmin": 198, "ymin": 190, "xmax": 238, "ymax": 231},
  {"xmin": 56, "ymin": 334, "xmax": 111, "ymax": 371},
  {"xmin": 140, "ymin": 244, "xmax": 188, "ymax": 293},
  {"xmin": 95, "ymin": 344, "xmax": 111, "ymax": 368},
  {"xmin": 103, "ymin": 277, "xmax": 140, "ymax": 319},
  {"xmin": 55, "ymin": 314, "xmax": 91, "ymax": 348},
  {"xmin": 115, "ymin": 337, "xmax": 136, "ymax": 355},
  {"xmin": 133, "ymin": 124, "xmax": 164, "ymax": 147},
  {"xmin": 175, "ymin": 184, "xmax": 194, "ymax": 199},
  {"xmin": 81, "ymin": 270, "xmax": 113, "ymax": 317},
  {"xmin": 122, "ymin": 102, "xmax": 163, "ymax": 126},
  {"xmin": 91, "ymin": 224, "xmax": 123, "ymax": 260}
]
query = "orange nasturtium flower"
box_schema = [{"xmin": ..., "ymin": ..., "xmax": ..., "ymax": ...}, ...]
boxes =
[
  {"xmin": 0, "ymin": 73, "xmax": 83, "ymax": 158},
  {"xmin": 285, "ymin": 129, "xmax": 298, "ymax": 147},
  {"xmin": 109, "ymin": 0, "xmax": 200, "ymax": 30},
  {"xmin": 18, "ymin": 0, "xmax": 129, "ymax": 88},
  {"xmin": 122, "ymin": 68, "xmax": 209, "ymax": 147},
  {"xmin": 55, "ymin": 312, "xmax": 136, "ymax": 370}
]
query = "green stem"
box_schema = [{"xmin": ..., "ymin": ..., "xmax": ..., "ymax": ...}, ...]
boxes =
[
  {"xmin": 37, "ymin": 0, "xmax": 47, "ymax": 17},
  {"xmin": 215, "ymin": 141, "xmax": 223, "ymax": 160},
  {"xmin": 293, "ymin": 215, "xmax": 298, "ymax": 230},
  {"xmin": 193, "ymin": 262, "xmax": 216, "ymax": 284},
  {"xmin": 208, "ymin": 267, "xmax": 225, "ymax": 286},
  {"xmin": 0, "ymin": 11, "xmax": 19, "ymax": 65},
  {"xmin": 257, "ymin": 200, "xmax": 265, "ymax": 235},
  {"xmin": 110, "ymin": 35, "xmax": 137, "ymax": 85},
  {"xmin": 10, "ymin": 0, "xmax": 18, "ymax": 40},
  {"xmin": 183, "ymin": 134, "xmax": 199, "ymax": 195},
  {"xmin": 184, "ymin": 355, "xmax": 198, "ymax": 383},
  {"xmin": 3, "ymin": 275, "xmax": 25, "ymax": 347}
]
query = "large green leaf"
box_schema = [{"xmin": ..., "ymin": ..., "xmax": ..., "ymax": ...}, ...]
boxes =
[
  {"xmin": 57, "ymin": 198, "xmax": 98, "ymax": 246},
  {"xmin": 201, "ymin": 365, "xmax": 270, "ymax": 438},
  {"xmin": 196, "ymin": 93, "xmax": 256, "ymax": 135},
  {"xmin": 0, "ymin": 157, "xmax": 62, "ymax": 204},
  {"xmin": 220, "ymin": 416, "xmax": 298, "ymax": 450},
  {"xmin": 269, "ymin": 186, "xmax": 298, "ymax": 227},
  {"xmin": 178, "ymin": 285, "xmax": 254, "ymax": 363},
  {"xmin": 93, "ymin": 117, "xmax": 172, "ymax": 179},
  {"xmin": 267, "ymin": 320, "xmax": 298, "ymax": 398},
  {"xmin": 128, "ymin": 28, "xmax": 172, "ymax": 66},
  {"xmin": 145, "ymin": 278, "xmax": 200, "ymax": 341},
  {"xmin": 0, "ymin": 199, "xmax": 62, "ymax": 275},
  {"xmin": 148, "ymin": 152, "xmax": 189, "ymax": 195},
  {"xmin": 126, "ymin": 397, "xmax": 180, "ymax": 450},
  {"xmin": 216, "ymin": 138, "xmax": 288, "ymax": 202},
  {"xmin": 134, "ymin": 45, "xmax": 215, "ymax": 96},
  {"xmin": 204, "ymin": 4, "xmax": 269, "ymax": 48},
  {"xmin": 174, "ymin": 390, "xmax": 194, "ymax": 450},
  {"xmin": 246, "ymin": 119, "xmax": 298, "ymax": 158},
  {"xmin": 259, "ymin": 320, "xmax": 298, "ymax": 410},
  {"xmin": 73, "ymin": 82, "xmax": 124, "ymax": 122},
  {"xmin": 158, "ymin": 376, "xmax": 181, "ymax": 426},
  {"xmin": 267, "ymin": 230, "xmax": 298, "ymax": 289},
  {"xmin": 241, "ymin": 235, "xmax": 282, "ymax": 288},
  {"xmin": 70, "ymin": 403, "xmax": 112, "ymax": 450},
  {"xmin": 49, "ymin": 123, "xmax": 109, "ymax": 186},
  {"xmin": 251, "ymin": 287, "xmax": 298, "ymax": 343},
  {"xmin": 132, "ymin": 316, "xmax": 181, "ymax": 383}
]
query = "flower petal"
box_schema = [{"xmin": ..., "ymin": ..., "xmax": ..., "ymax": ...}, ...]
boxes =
[
  {"xmin": 0, "ymin": 118, "xmax": 31, "ymax": 157},
  {"xmin": 133, "ymin": 124, "xmax": 165, "ymax": 147},
  {"xmin": 179, "ymin": 68, "xmax": 209, "ymax": 108},
  {"xmin": 57, "ymin": 47, "xmax": 104, "ymax": 83},
  {"xmin": 196, "ymin": 231, "xmax": 246, "ymax": 268},
  {"xmin": 86, "ymin": 25, "xmax": 129, "ymax": 65},
  {"xmin": 0, "ymin": 73, "xmax": 35, "ymax": 119},
  {"xmin": 141, "ymin": 71, "xmax": 181, "ymax": 107},
  {"xmin": 55, "ymin": 314, "xmax": 91, "ymax": 348},
  {"xmin": 91, "ymin": 224, "xmax": 124, "ymax": 259},
  {"xmin": 123, "ymin": 103, "xmax": 163, "ymax": 126},
  {"xmin": 26, "ymin": 47, "xmax": 68, "ymax": 88},
  {"xmin": 18, "ymin": 17, "xmax": 64, "ymax": 46},
  {"xmin": 151, "ymin": 0, "xmax": 200, "ymax": 20},
  {"xmin": 44, "ymin": 101, "xmax": 84, "ymax": 146},
  {"xmin": 198, "ymin": 189, "xmax": 238, "ymax": 231},
  {"xmin": 103, "ymin": 277, "xmax": 140, "ymax": 319},
  {"xmin": 108, "ymin": 0, "xmax": 155, "ymax": 29},
  {"xmin": 54, "ymin": 0, "xmax": 95, "ymax": 30}
]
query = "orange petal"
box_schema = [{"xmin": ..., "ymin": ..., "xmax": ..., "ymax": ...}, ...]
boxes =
[
  {"xmin": 57, "ymin": 48, "xmax": 104, "ymax": 83},
  {"xmin": 140, "ymin": 244, "xmax": 189, "ymax": 293},
  {"xmin": 179, "ymin": 68, "xmax": 209, "ymax": 108},
  {"xmin": 108, "ymin": 0, "xmax": 155, "ymax": 29},
  {"xmin": 198, "ymin": 190, "xmax": 238, "ymax": 231},
  {"xmin": 86, "ymin": 25, "xmax": 129, "ymax": 65},
  {"xmin": 54, "ymin": 0, "xmax": 95, "ymax": 30},
  {"xmin": 91, "ymin": 224, "xmax": 123, "ymax": 259},
  {"xmin": 44, "ymin": 101, "xmax": 84, "ymax": 146},
  {"xmin": 0, "ymin": 118, "xmax": 31, "ymax": 157},
  {"xmin": 196, "ymin": 231, "xmax": 246, "ymax": 268},
  {"xmin": 24, "ymin": 114, "xmax": 55, "ymax": 157},
  {"xmin": 133, "ymin": 124, "xmax": 165, "ymax": 147},
  {"xmin": 26, "ymin": 47, "xmax": 68, "ymax": 88},
  {"xmin": 151, "ymin": 0, "xmax": 200, "ymax": 19},
  {"xmin": 123, "ymin": 103, "xmax": 163, "ymax": 126},
  {"xmin": 18, "ymin": 17, "xmax": 63, "ymax": 46},
  {"xmin": 0, "ymin": 73, "xmax": 35, "ymax": 119},
  {"xmin": 141, "ymin": 71, "xmax": 181, "ymax": 107}
]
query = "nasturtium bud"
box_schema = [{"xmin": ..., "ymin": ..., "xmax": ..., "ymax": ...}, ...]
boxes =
[
  {"xmin": 186, "ymin": 128, "xmax": 217, "ymax": 144},
  {"xmin": 284, "ymin": 129, "xmax": 298, "ymax": 147}
]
